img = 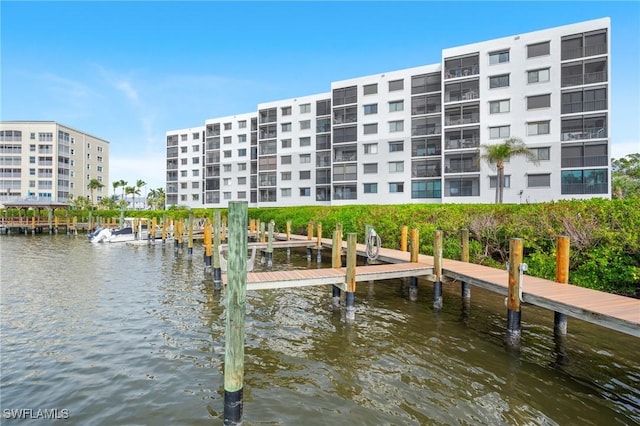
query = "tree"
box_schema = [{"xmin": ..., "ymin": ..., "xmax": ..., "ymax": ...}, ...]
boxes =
[
  {"xmin": 147, "ymin": 187, "xmax": 166, "ymax": 210},
  {"xmin": 119, "ymin": 180, "xmax": 128, "ymax": 203},
  {"xmin": 125, "ymin": 185, "xmax": 140, "ymax": 209},
  {"xmin": 480, "ymin": 137, "xmax": 538, "ymax": 204},
  {"xmin": 87, "ymin": 178, "xmax": 105, "ymax": 207},
  {"xmin": 112, "ymin": 180, "xmax": 121, "ymax": 198},
  {"xmin": 136, "ymin": 179, "xmax": 147, "ymax": 209},
  {"xmin": 612, "ymin": 153, "xmax": 640, "ymax": 199}
]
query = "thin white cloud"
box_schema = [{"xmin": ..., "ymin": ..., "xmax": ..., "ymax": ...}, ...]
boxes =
[
  {"xmin": 115, "ymin": 80, "xmax": 139, "ymax": 103},
  {"xmin": 611, "ymin": 140, "xmax": 640, "ymax": 159}
]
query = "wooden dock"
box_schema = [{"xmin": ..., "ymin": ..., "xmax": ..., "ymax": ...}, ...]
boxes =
[{"xmin": 223, "ymin": 232, "xmax": 639, "ymax": 338}]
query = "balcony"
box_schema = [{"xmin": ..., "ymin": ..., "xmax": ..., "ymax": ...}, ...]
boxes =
[
  {"xmin": 561, "ymin": 127, "xmax": 607, "ymax": 141},
  {"xmin": 561, "ymin": 155, "xmax": 608, "ymax": 168},
  {"xmin": 561, "ymin": 100, "xmax": 607, "ymax": 114},
  {"xmin": 444, "ymin": 65, "xmax": 479, "ymax": 79},
  {"xmin": 444, "ymin": 114, "xmax": 479, "ymax": 126},
  {"xmin": 445, "ymin": 137, "xmax": 479, "ymax": 150},
  {"xmin": 561, "ymin": 183, "xmax": 607, "ymax": 194},
  {"xmin": 561, "ymin": 71, "xmax": 607, "ymax": 87},
  {"xmin": 444, "ymin": 91, "xmax": 479, "ymax": 103}
]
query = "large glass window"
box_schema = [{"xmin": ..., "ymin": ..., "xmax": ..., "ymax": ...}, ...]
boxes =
[
  {"xmin": 333, "ymin": 86, "xmax": 357, "ymax": 106},
  {"xmin": 412, "ymin": 180, "xmax": 441, "ymax": 198},
  {"xmin": 489, "ymin": 74, "xmax": 510, "ymax": 89},
  {"xmin": 528, "ymin": 68, "xmax": 550, "ymax": 83},
  {"xmin": 489, "ymin": 50, "xmax": 509, "ymax": 64},
  {"xmin": 527, "ymin": 41, "xmax": 550, "ymax": 58},
  {"xmin": 561, "ymin": 169, "xmax": 607, "ymax": 194},
  {"xmin": 527, "ymin": 94, "xmax": 551, "ymax": 109}
]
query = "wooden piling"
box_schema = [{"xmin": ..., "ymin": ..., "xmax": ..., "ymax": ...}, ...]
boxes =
[
  {"xmin": 345, "ymin": 233, "xmax": 357, "ymax": 321},
  {"xmin": 460, "ymin": 229, "xmax": 470, "ymax": 299},
  {"xmin": 54, "ymin": 215, "xmax": 59, "ymax": 234},
  {"xmin": 187, "ymin": 213, "xmax": 194, "ymax": 256},
  {"xmin": 332, "ymin": 229, "xmax": 342, "ymax": 305},
  {"xmin": 204, "ymin": 220, "xmax": 213, "ymax": 272},
  {"xmin": 433, "ymin": 230, "xmax": 443, "ymax": 309},
  {"xmin": 507, "ymin": 238, "xmax": 524, "ymax": 346},
  {"xmin": 161, "ymin": 216, "xmax": 167, "ymax": 244},
  {"xmin": 213, "ymin": 211, "xmax": 222, "ymax": 289},
  {"xmin": 307, "ymin": 221, "xmax": 313, "ymax": 241},
  {"xmin": 223, "ymin": 201, "xmax": 248, "ymax": 425},
  {"xmin": 286, "ymin": 220, "xmax": 291, "ymax": 241},
  {"xmin": 47, "ymin": 208, "xmax": 53, "ymax": 234},
  {"xmin": 554, "ymin": 236, "xmax": 570, "ymax": 336},
  {"xmin": 400, "ymin": 226, "xmax": 408, "ymax": 252},
  {"xmin": 260, "ymin": 221, "xmax": 266, "ymax": 243},
  {"xmin": 316, "ymin": 222, "xmax": 322, "ymax": 263},
  {"xmin": 151, "ymin": 217, "xmax": 157, "ymax": 244},
  {"xmin": 267, "ymin": 220, "xmax": 274, "ymax": 267}
]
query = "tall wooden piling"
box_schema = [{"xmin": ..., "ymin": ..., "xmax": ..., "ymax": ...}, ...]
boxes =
[
  {"xmin": 161, "ymin": 216, "xmax": 167, "ymax": 244},
  {"xmin": 54, "ymin": 215, "xmax": 59, "ymax": 234},
  {"xmin": 507, "ymin": 238, "xmax": 524, "ymax": 346},
  {"xmin": 187, "ymin": 213, "xmax": 194, "ymax": 257},
  {"xmin": 460, "ymin": 229, "xmax": 470, "ymax": 300},
  {"xmin": 554, "ymin": 236, "xmax": 570, "ymax": 336},
  {"xmin": 267, "ymin": 220, "xmax": 274, "ymax": 267},
  {"xmin": 151, "ymin": 217, "xmax": 157, "ymax": 244},
  {"xmin": 332, "ymin": 229, "xmax": 342, "ymax": 305},
  {"xmin": 400, "ymin": 226, "xmax": 408, "ymax": 252},
  {"xmin": 204, "ymin": 220, "xmax": 213, "ymax": 272},
  {"xmin": 224, "ymin": 201, "xmax": 248, "ymax": 425},
  {"xmin": 345, "ymin": 233, "xmax": 357, "ymax": 321},
  {"xmin": 307, "ymin": 221, "xmax": 313, "ymax": 241},
  {"xmin": 433, "ymin": 230, "xmax": 443, "ymax": 309},
  {"xmin": 213, "ymin": 211, "xmax": 222, "ymax": 289},
  {"xmin": 408, "ymin": 229, "xmax": 419, "ymax": 300},
  {"xmin": 316, "ymin": 222, "xmax": 322, "ymax": 263}
]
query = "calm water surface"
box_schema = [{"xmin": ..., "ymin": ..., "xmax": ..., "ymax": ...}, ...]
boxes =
[{"xmin": 1, "ymin": 234, "xmax": 639, "ymax": 425}]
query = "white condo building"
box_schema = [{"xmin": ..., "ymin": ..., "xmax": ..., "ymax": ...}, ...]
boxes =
[
  {"xmin": 166, "ymin": 18, "xmax": 610, "ymax": 208},
  {"xmin": 0, "ymin": 121, "xmax": 110, "ymax": 204}
]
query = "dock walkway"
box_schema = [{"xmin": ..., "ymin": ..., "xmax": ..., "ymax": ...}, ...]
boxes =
[{"xmin": 224, "ymin": 232, "xmax": 639, "ymax": 337}]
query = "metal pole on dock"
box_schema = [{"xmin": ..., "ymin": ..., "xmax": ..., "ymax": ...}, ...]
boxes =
[
  {"xmin": 267, "ymin": 220, "xmax": 274, "ymax": 267},
  {"xmin": 332, "ymin": 229, "xmax": 342, "ymax": 306},
  {"xmin": 433, "ymin": 230, "xmax": 444, "ymax": 310},
  {"xmin": 409, "ymin": 228, "xmax": 419, "ymax": 300},
  {"xmin": 460, "ymin": 229, "xmax": 470, "ymax": 300},
  {"xmin": 345, "ymin": 233, "xmax": 357, "ymax": 321},
  {"xmin": 400, "ymin": 226, "xmax": 408, "ymax": 252},
  {"xmin": 316, "ymin": 222, "xmax": 322, "ymax": 263},
  {"xmin": 223, "ymin": 201, "xmax": 248, "ymax": 426},
  {"xmin": 507, "ymin": 238, "xmax": 524, "ymax": 347},
  {"xmin": 554, "ymin": 236, "xmax": 570, "ymax": 336},
  {"xmin": 214, "ymin": 211, "xmax": 222, "ymax": 289}
]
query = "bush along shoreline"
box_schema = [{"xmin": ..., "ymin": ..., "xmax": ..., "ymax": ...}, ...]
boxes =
[{"xmin": 21, "ymin": 198, "xmax": 638, "ymax": 297}]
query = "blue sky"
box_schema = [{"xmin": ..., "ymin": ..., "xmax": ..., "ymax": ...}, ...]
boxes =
[{"xmin": 2, "ymin": 1, "xmax": 639, "ymax": 191}]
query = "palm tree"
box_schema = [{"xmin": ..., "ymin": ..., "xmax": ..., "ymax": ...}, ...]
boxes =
[
  {"xmin": 112, "ymin": 180, "xmax": 120, "ymax": 198},
  {"xmin": 136, "ymin": 179, "xmax": 147, "ymax": 209},
  {"xmin": 119, "ymin": 180, "xmax": 128, "ymax": 203},
  {"xmin": 480, "ymin": 137, "xmax": 538, "ymax": 204},
  {"xmin": 147, "ymin": 187, "xmax": 166, "ymax": 210},
  {"xmin": 87, "ymin": 178, "xmax": 105, "ymax": 207}
]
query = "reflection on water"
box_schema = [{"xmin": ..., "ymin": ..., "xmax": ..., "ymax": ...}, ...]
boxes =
[{"xmin": 1, "ymin": 234, "xmax": 639, "ymax": 425}]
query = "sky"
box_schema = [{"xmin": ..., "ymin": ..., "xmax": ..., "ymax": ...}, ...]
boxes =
[{"xmin": 1, "ymin": 1, "xmax": 639, "ymax": 191}]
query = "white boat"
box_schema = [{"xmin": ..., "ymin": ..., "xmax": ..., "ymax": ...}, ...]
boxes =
[{"xmin": 89, "ymin": 218, "xmax": 160, "ymax": 244}]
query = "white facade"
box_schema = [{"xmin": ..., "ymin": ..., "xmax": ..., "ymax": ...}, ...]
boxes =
[
  {"xmin": 0, "ymin": 121, "xmax": 110, "ymax": 204},
  {"xmin": 166, "ymin": 18, "xmax": 611, "ymax": 207}
]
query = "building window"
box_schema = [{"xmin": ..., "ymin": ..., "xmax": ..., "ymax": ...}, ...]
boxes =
[
  {"xmin": 224, "ymin": 150, "xmax": 232, "ymax": 158},
  {"xmin": 300, "ymin": 103, "xmax": 311, "ymax": 114},
  {"xmin": 389, "ymin": 100, "xmax": 404, "ymax": 112},
  {"xmin": 527, "ymin": 121, "xmax": 551, "ymax": 136},
  {"xmin": 363, "ymin": 163, "xmax": 378, "ymax": 174},
  {"xmin": 389, "ymin": 141, "xmax": 404, "ymax": 152},
  {"xmin": 192, "ymin": 181, "xmax": 200, "ymax": 189},
  {"xmin": 527, "ymin": 41, "xmax": 550, "ymax": 58},
  {"xmin": 364, "ymin": 143, "xmax": 378, "ymax": 155},
  {"xmin": 192, "ymin": 157, "xmax": 200, "ymax": 164},
  {"xmin": 281, "ymin": 139, "xmax": 292, "ymax": 148},
  {"xmin": 300, "ymin": 171, "xmax": 311, "ymax": 180},
  {"xmin": 223, "ymin": 192, "xmax": 232, "ymax": 200},
  {"xmin": 561, "ymin": 169, "xmax": 607, "ymax": 194},
  {"xmin": 527, "ymin": 173, "xmax": 551, "ymax": 187},
  {"xmin": 489, "ymin": 175, "xmax": 511, "ymax": 188},
  {"xmin": 237, "ymin": 191, "xmax": 246, "ymax": 199},
  {"xmin": 363, "ymin": 104, "xmax": 378, "ymax": 115},
  {"xmin": 489, "ymin": 74, "xmax": 510, "ymax": 88},
  {"xmin": 300, "ymin": 154, "xmax": 311, "ymax": 163},
  {"xmin": 530, "ymin": 147, "xmax": 550, "ymax": 161},
  {"xmin": 389, "ymin": 79, "xmax": 404, "ymax": 91},
  {"xmin": 238, "ymin": 149, "xmax": 246, "ymax": 157},
  {"xmin": 389, "ymin": 120, "xmax": 404, "ymax": 133},
  {"xmin": 238, "ymin": 163, "xmax": 246, "ymax": 171},
  {"xmin": 193, "ymin": 169, "xmax": 200, "ymax": 176},
  {"xmin": 192, "ymin": 144, "xmax": 200, "ymax": 152},
  {"xmin": 528, "ymin": 68, "xmax": 550, "ymax": 83},
  {"xmin": 224, "ymin": 136, "xmax": 232, "ymax": 144},
  {"xmin": 223, "ymin": 178, "xmax": 231, "ymax": 186},
  {"xmin": 238, "ymin": 120, "xmax": 247, "ymax": 128},
  {"xmin": 389, "ymin": 161, "xmax": 404, "ymax": 173},
  {"xmin": 363, "ymin": 123, "xmax": 378, "ymax": 135},
  {"xmin": 299, "ymin": 188, "xmax": 311, "ymax": 197},
  {"xmin": 281, "ymin": 155, "xmax": 292, "ymax": 165},
  {"xmin": 363, "ymin": 183, "xmax": 378, "ymax": 193},
  {"xmin": 389, "ymin": 182, "xmax": 404, "ymax": 193},
  {"xmin": 181, "ymin": 171, "xmax": 188, "ymax": 178},
  {"xmin": 300, "ymin": 120, "xmax": 311, "ymax": 130},
  {"xmin": 489, "ymin": 99, "xmax": 510, "ymax": 114},
  {"xmin": 281, "ymin": 188, "xmax": 291, "ymax": 197},
  {"xmin": 97, "ymin": 166, "xmax": 103, "ymax": 172},
  {"xmin": 527, "ymin": 94, "xmax": 551, "ymax": 110},
  {"xmin": 281, "ymin": 123, "xmax": 292, "ymax": 132},
  {"xmin": 223, "ymin": 164, "xmax": 232, "ymax": 172},
  {"xmin": 281, "ymin": 172, "xmax": 291, "ymax": 181},
  {"xmin": 237, "ymin": 177, "xmax": 246, "ymax": 185},
  {"xmin": 238, "ymin": 135, "xmax": 247, "ymax": 143},
  {"xmin": 281, "ymin": 106, "xmax": 292, "ymax": 116},
  {"xmin": 489, "ymin": 126, "xmax": 510, "ymax": 139},
  {"xmin": 363, "ymin": 83, "xmax": 378, "ymax": 95},
  {"xmin": 333, "ymin": 86, "xmax": 357, "ymax": 106},
  {"xmin": 489, "ymin": 50, "xmax": 509, "ymax": 64},
  {"xmin": 181, "ymin": 146, "xmax": 188, "ymax": 153},
  {"xmin": 224, "ymin": 122, "xmax": 232, "ymax": 130},
  {"xmin": 192, "ymin": 194, "xmax": 199, "ymax": 201},
  {"xmin": 300, "ymin": 137, "xmax": 311, "ymax": 147}
]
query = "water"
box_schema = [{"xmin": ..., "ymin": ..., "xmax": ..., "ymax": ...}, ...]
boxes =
[{"xmin": 1, "ymin": 234, "xmax": 639, "ymax": 425}]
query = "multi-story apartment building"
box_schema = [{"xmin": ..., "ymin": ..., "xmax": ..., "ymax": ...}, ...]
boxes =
[
  {"xmin": 166, "ymin": 18, "xmax": 610, "ymax": 208},
  {"xmin": 0, "ymin": 121, "xmax": 110, "ymax": 204}
]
